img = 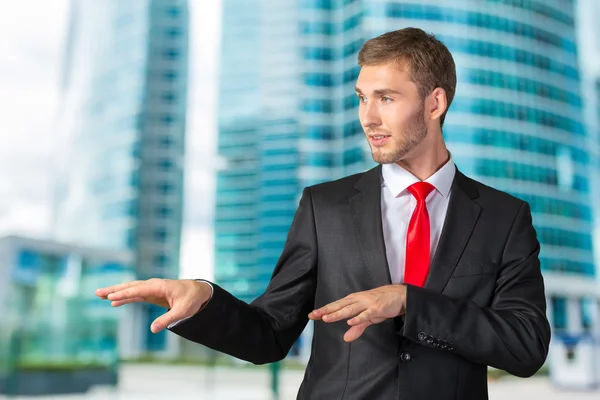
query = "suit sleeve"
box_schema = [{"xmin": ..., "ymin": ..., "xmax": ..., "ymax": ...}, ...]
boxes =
[
  {"xmin": 401, "ymin": 201, "xmax": 551, "ymax": 377},
  {"xmin": 168, "ymin": 187, "xmax": 318, "ymax": 365}
]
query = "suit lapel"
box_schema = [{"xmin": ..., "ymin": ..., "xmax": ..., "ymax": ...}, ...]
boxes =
[
  {"xmin": 348, "ymin": 165, "xmax": 481, "ymax": 293},
  {"xmin": 424, "ymin": 168, "xmax": 481, "ymax": 293},
  {"xmin": 349, "ymin": 165, "xmax": 392, "ymax": 288}
]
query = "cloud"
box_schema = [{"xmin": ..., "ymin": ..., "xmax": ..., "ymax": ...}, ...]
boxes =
[
  {"xmin": 179, "ymin": 225, "xmax": 214, "ymax": 280},
  {"xmin": 0, "ymin": 0, "xmax": 69, "ymax": 237},
  {"xmin": 0, "ymin": 202, "xmax": 53, "ymax": 239}
]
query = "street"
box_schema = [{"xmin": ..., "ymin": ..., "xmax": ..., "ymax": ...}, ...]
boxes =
[{"xmin": 1, "ymin": 364, "xmax": 599, "ymax": 399}]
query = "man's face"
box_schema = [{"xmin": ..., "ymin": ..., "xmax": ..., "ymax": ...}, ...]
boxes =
[{"xmin": 355, "ymin": 62, "xmax": 428, "ymax": 164}]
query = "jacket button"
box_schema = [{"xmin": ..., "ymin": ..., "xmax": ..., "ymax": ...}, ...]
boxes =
[
  {"xmin": 400, "ymin": 352, "xmax": 412, "ymax": 363},
  {"xmin": 417, "ymin": 332, "xmax": 427, "ymax": 341}
]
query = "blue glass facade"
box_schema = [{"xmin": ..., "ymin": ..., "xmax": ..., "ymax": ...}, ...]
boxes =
[
  {"xmin": 299, "ymin": 0, "xmax": 367, "ymax": 188},
  {"xmin": 215, "ymin": 0, "xmax": 369, "ymax": 302},
  {"xmin": 213, "ymin": 0, "xmax": 262, "ymax": 303},
  {"xmin": 54, "ymin": 0, "xmax": 189, "ymax": 354}
]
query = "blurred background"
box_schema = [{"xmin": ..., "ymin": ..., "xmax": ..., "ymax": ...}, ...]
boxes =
[{"xmin": 1, "ymin": 0, "xmax": 600, "ymax": 399}]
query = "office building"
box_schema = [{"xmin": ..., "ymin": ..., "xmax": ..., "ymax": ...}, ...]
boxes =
[{"xmin": 53, "ymin": 0, "xmax": 189, "ymax": 355}]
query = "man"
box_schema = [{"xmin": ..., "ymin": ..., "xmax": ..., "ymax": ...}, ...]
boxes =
[{"xmin": 97, "ymin": 28, "xmax": 551, "ymax": 399}]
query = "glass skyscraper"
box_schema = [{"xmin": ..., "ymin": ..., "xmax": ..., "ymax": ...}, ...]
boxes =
[
  {"xmin": 299, "ymin": 0, "xmax": 368, "ymax": 188},
  {"xmin": 575, "ymin": 2, "xmax": 600, "ymax": 367},
  {"xmin": 53, "ymin": 0, "xmax": 189, "ymax": 355},
  {"xmin": 216, "ymin": 0, "xmax": 599, "ymax": 354},
  {"xmin": 214, "ymin": 0, "xmax": 305, "ymax": 303},
  {"xmin": 214, "ymin": 0, "xmax": 263, "ymax": 303},
  {"xmin": 215, "ymin": 0, "xmax": 369, "ymax": 303}
]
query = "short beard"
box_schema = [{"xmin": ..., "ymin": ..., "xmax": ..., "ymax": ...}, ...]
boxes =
[{"xmin": 370, "ymin": 106, "xmax": 427, "ymax": 164}]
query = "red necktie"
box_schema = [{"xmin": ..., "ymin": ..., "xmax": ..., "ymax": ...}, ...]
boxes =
[{"xmin": 404, "ymin": 182, "xmax": 435, "ymax": 287}]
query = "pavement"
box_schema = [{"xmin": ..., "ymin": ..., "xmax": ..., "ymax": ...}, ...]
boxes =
[{"xmin": 1, "ymin": 364, "xmax": 599, "ymax": 399}]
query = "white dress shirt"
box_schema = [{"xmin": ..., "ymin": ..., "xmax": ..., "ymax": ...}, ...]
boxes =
[
  {"xmin": 381, "ymin": 156, "xmax": 455, "ymax": 284},
  {"xmin": 169, "ymin": 156, "xmax": 456, "ymax": 329}
]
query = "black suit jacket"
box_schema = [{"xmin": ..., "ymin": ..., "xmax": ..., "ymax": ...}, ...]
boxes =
[{"xmin": 170, "ymin": 165, "xmax": 551, "ymax": 400}]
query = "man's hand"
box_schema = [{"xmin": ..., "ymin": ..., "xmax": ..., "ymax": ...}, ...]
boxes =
[
  {"xmin": 308, "ymin": 285, "xmax": 407, "ymax": 342},
  {"xmin": 95, "ymin": 279, "xmax": 211, "ymax": 333}
]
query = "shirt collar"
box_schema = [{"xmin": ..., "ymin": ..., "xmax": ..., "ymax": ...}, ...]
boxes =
[{"xmin": 381, "ymin": 153, "xmax": 456, "ymax": 199}]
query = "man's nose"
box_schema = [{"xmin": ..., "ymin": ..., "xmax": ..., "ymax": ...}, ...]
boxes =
[{"xmin": 360, "ymin": 102, "xmax": 382, "ymax": 128}]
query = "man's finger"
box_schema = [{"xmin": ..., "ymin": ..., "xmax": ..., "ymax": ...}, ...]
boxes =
[
  {"xmin": 344, "ymin": 321, "xmax": 371, "ymax": 342},
  {"xmin": 309, "ymin": 296, "xmax": 356, "ymax": 320},
  {"xmin": 96, "ymin": 281, "xmax": 142, "ymax": 298},
  {"xmin": 107, "ymin": 282, "xmax": 162, "ymax": 301},
  {"xmin": 347, "ymin": 308, "xmax": 372, "ymax": 326},
  {"xmin": 111, "ymin": 297, "xmax": 145, "ymax": 307},
  {"xmin": 151, "ymin": 308, "xmax": 185, "ymax": 333},
  {"xmin": 322, "ymin": 303, "xmax": 364, "ymax": 323}
]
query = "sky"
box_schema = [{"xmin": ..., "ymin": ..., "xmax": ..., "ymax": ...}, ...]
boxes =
[
  {"xmin": 0, "ymin": 0, "xmax": 222, "ymax": 280},
  {"xmin": 0, "ymin": 0, "xmax": 67, "ymax": 236}
]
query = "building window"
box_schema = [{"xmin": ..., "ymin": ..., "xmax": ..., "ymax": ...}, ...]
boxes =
[
  {"xmin": 163, "ymin": 71, "xmax": 177, "ymax": 82},
  {"xmin": 154, "ymin": 229, "xmax": 168, "ymax": 241},
  {"xmin": 301, "ymin": 21, "xmax": 334, "ymax": 35},
  {"xmin": 303, "ymin": 99, "xmax": 333, "ymax": 113},
  {"xmin": 132, "ymin": 142, "xmax": 141, "ymax": 158},
  {"xmin": 166, "ymin": 7, "xmax": 181, "ymax": 17},
  {"xmin": 163, "ymin": 48, "xmax": 179, "ymax": 60},
  {"xmin": 304, "ymin": 46, "xmax": 334, "ymax": 61},
  {"xmin": 162, "ymin": 114, "xmax": 175, "ymax": 125},
  {"xmin": 304, "ymin": 73, "xmax": 334, "ymax": 87},
  {"xmin": 154, "ymin": 253, "xmax": 169, "ymax": 267},
  {"xmin": 157, "ymin": 206, "xmax": 172, "ymax": 218},
  {"xmin": 158, "ymin": 182, "xmax": 174, "ymax": 194},
  {"xmin": 343, "ymin": 120, "xmax": 362, "ymax": 137},
  {"xmin": 158, "ymin": 158, "xmax": 174, "ymax": 170},
  {"xmin": 158, "ymin": 136, "xmax": 175, "ymax": 149},
  {"xmin": 166, "ymin": 27, "xmax": 182, "ymax": 37},
  {"xmin": 126, "ymin": 228, "xmax": 136, "ymax": 248},
  {"xmin": 580, "ymin": 298, "xmax": 594, "ymax": 331},
  {"xmin": 343, "ymin": 39, "xmax": 363, "ymax": 57},
  {"xmin": 130, "ymin": 171, "xmax": 139, "ymax": 188},
  {"xmin": 343, "ymin": 65, "xmax": 360, "ymax": 83},
  {"xmin": 305, "ymin": 125, "xmax": 334, "ymax": 140},
  {"xmin": 344, "ymin": 94, "xmax": 358, "ymax": 110},
  {"xmin": 306, "ymin": 0, "xmax": 335, "ymax": 10},
  {"xmin": 159, "ymin": 136, "xmax": 174, "ymax": 148},
  {"xmin": 551, "ymin": 296, "xmax": 567, "ymax": 331},
  {"xmin": 146, "ymin": 305, "xmax": 167, "ymax": 350},
  {"xmin": 161, "ymin": 92, "xmax": 177, "ymax": 104}
]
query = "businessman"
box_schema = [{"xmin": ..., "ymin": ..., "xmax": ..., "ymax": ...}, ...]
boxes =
[{"xmin": 97, "ymin": 27, "xmax": 551, "ymax": 399}]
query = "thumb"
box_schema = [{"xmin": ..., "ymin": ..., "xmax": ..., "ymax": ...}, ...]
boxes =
[
  {"xmin": 151, "ymin": 307, "xmax": 185, "ymax": 333},
  {"xmin": 344, "ymin": 321, "xmax": 371, "ymax": 342}
]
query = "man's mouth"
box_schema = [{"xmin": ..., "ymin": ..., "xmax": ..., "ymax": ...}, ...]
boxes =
[
  {"xmin": 368, "ymin": 134, "xmax": 391, "ymax": 147},
  {"xmin": 369, "ymin": 135, "xmax": 390, "ymax": 139}
]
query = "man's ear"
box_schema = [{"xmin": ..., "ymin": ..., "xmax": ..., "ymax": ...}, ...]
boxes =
[{"xmin": 429, "ymin": 87, "xmax": 448, "ymax": 122}]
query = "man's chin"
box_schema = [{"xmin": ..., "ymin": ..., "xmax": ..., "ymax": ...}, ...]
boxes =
[
  {"xmin": 372, "ymin": 155, "xmax": 398, "ymax": 165},
  {"xmin": 371, "ymin": 150, "xmax": 402, "ymax": 165}
]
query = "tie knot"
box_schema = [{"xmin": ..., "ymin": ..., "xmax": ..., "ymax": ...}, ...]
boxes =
[{"xmin": 408, "ymin": 182, "xmax": 435, "ymax": 201}]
